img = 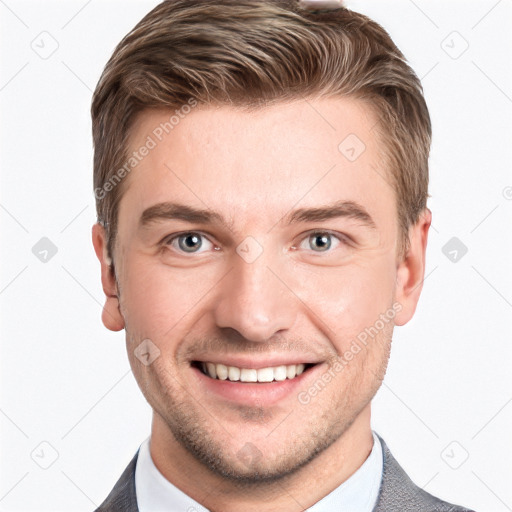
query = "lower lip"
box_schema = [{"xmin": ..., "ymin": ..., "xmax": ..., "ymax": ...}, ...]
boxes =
[{"xmin": 191, "ymin": 363, "xmax": 324, "ymax": 407}]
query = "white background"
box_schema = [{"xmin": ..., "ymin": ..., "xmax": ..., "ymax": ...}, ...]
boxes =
[{"xmin": 1, "ymin": 1, "xmax": 511, "ymax": 510}]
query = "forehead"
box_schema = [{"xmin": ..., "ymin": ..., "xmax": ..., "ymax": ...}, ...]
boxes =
[{"xmin": 120, "ymin": 97, "xmax": 396, "ymax": 235}]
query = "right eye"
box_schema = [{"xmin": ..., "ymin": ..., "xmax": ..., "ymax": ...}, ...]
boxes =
[{"xmin": 162, "ymin": 231, "xmax": 217, "ymax": 254}]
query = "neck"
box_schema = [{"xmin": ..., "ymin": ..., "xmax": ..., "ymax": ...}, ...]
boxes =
[{"xmin": 149, "ymin": 406, "xmax": 374, "ymax": 512}]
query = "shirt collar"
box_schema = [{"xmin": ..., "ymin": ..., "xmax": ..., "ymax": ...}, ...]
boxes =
[{"xmin": 135, "ymin": 430, "xmax": 383, "ymax": 512}]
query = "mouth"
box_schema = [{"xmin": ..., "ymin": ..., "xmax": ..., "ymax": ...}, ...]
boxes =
[
  {"xmin": 190, "ymin": 358, "xmax": 325, "ymax": 407},
  {"xmin": 191, "ymin": 361, "xmax": 317, "ymax": 383}
]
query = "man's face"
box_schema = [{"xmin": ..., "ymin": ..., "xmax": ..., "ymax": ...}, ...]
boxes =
[{"xmin": 106, "ymin": 97, "xmax": 410, "ymax": 481}]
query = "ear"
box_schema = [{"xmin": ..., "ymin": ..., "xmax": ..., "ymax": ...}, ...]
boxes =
[
  {"xmin": 92, "ymin": 223, "xmax": 125, "ymax": 331},
  {"xmin": 394, "ymin": 208, "xmax": 432, "ymax": 326}
]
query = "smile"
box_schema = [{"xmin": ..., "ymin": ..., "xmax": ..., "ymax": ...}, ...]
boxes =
[{"xmin": 193, "ymin": 361, "xmax": 316, "ymax": 383}]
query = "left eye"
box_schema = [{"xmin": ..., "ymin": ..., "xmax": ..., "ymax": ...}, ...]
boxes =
[
  {"xmin": 164, "ymin": 232, "xmax": 215, "ymax": 253},
  {"xmin": 298, "ymin": 231, "xmax": 344, "ymax": 252}
]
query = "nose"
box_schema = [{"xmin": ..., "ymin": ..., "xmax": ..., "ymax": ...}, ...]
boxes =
[{"xmin": 213, "ymin": 247, "xmax": 298, "ymax": 343}]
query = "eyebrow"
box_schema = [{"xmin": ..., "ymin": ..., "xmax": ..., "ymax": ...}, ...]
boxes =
[
  {"xmin": 139, "ymin": 200, "xmax": 377, "ymax": 231},
  {"xmin": 284, "ymin": 200, "xmax": 377, "ymax": 230}
]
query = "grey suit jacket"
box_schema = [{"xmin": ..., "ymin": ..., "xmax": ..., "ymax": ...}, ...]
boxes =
[{"xmin": 95, "ymin": 434, "xmax": 475, "ymax": 511}]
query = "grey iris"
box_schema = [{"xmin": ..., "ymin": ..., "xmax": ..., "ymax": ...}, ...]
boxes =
[
  {"xmin": 178, "ymin": 233, "xmax": 202, "ymax": 252},
  {"xmin": 310, "ymin": 233, "xmax": 331, "ymax": 251}
]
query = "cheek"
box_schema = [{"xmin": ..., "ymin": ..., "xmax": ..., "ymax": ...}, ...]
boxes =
[
  {"xmin": 118, "ymin": 254, "xmax": 222, "ymax": 337},
  {"xmin": 297, "ymin": 258, "xmax": 396, "ymax": 348}
]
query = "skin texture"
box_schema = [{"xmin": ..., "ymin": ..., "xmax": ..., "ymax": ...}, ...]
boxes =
[{"xmin": 92, "ymin": 97, "xmax": 431, "ymax": 512}]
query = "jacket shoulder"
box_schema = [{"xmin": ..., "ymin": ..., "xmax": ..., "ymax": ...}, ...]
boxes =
[
  {"xmin": 372, "ymin": 434, "xmax": 475, "ymax": 512},
  {"xmin": 94, "ymin": 450, "xmax": 139, "ymax": 512}
]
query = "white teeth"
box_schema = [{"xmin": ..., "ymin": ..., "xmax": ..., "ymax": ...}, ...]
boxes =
[
  {"xmin": 240, "ymin": 368, "xmax": 258, "ymax": 382},
  {"xmin": 257, "ymin": 367, "xmax": 274, "ymax": 382},
  {"xmin": 216, "ymin": 364, "xmax": 228, "ymax": 380},
  {"xmin": 274, "ymin": 365, "xmax": 287, "ymax": 381},
  {"xmin": 206, "ymin": 362, "xmax": 216, "ymax": 379},
  {"xmin": 228, "ymin": 366, "xmax": 240, "ymax": 381},
  {"xmin": 199, "ymin": 362, "xmax": 310, "ymax": 382},
  {"xmin": 286, "ymin": 365, "xmax": 296, "ymax": 379}
]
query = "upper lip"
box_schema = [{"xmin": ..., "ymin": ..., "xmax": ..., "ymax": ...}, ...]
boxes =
[{"xmin": 192, "ymin": 357, "xmax": 322, "ymax": 370}]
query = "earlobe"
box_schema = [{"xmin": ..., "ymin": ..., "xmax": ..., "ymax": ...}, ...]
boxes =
[
  {"xmin": 101, "ymin": 296, "xmax": 125, "ymax": 332},
  {"xmin": 92, "ymin": 223, "xmax": 125, "ymax": 332},
  {"xmin": 394, "ymin": 208, "xmax": 432, "ymax": 326}
]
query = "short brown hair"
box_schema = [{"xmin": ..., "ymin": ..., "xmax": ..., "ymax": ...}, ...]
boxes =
[{"xmin": 92, "ymin": 0, "xmax": 431, "ymax": 264}]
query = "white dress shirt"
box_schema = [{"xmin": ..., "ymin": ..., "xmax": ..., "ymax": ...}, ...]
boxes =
[{"xmin": 135, "ymin": 430, "xmax": 383, "ymax": 512}]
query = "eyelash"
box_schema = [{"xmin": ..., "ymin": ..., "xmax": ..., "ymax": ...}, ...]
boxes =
[
  {"xmin": 161, "ymin": 229, "xmax": 350, "ymax": 255},
  {"xmin": 298, "ymin": 229, "xmax": 351, "ymax": 251}
]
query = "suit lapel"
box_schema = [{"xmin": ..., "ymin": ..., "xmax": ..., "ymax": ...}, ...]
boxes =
[
  {"xmin": 372, "ymin": 434, "xmax": 471, "ymax": 512},
  {"xmin": 94, "ymin": 450, "xmax": 139, "ymax": 512}
]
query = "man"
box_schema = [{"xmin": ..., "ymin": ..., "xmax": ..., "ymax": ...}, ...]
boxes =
[{"xmin": 91, "ymin": 0, "xmax": 475, "ymax": 510}]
